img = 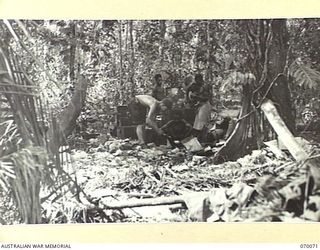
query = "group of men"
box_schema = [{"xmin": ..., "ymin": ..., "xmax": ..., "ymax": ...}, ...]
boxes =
[{"xmin": 129, "ymin": 73, "xmax": 213, "ymax": 145}]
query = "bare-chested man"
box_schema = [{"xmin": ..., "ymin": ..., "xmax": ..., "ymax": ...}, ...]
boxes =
[{"xmin": 129, "ymin": 95, "xmax": 173, "ymax": 144}]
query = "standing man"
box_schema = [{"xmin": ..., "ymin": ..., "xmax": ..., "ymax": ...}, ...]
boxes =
[
  {"xmin": 128, "ymin": 94, "xmax": 173, "ymax": 144},
  {"xmin": 186, "ymin": 73, "xmax": 212, "ymax": 140},
  {"xmin": 151, "ymin": 74, "xmax": 165, "ymax": 101}
]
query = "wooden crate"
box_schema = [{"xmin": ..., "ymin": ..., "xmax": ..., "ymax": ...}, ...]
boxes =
[
  {"xmin": 117, "ymin": 116, "xmax": 132, "ymax": 126},
  {"xmin": 117, "ymin": 125, "xmax": 137, "ymax": 139}
]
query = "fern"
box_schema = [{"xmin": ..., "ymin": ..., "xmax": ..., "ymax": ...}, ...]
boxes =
[{"xmin": 289, "ymin": 59, "xmax": 320, "ymax": 89}]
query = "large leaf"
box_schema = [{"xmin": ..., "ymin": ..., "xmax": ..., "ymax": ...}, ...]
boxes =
[
  {"xmin": 220, "ymin": 71, "xmax": 256, "ymax": 92},
  {"xmin": 289, "ymin": 59, "xmax": 320, "ymax": 89}
]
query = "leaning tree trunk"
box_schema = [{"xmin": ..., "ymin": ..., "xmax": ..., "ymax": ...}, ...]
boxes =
[
  {"xmin": 47, "ymin": 74, "xmax": 88, "ymax": 155},
  {"xmin": 214, "ymin": 19, "xmax": 295, "ymax": 163}
]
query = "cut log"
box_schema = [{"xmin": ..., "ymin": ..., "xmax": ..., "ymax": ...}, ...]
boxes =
[
  {"xmin": 261, "ymin": 99, "xmax": 320, "ymax": 191},
  {"xmin": 261, "ymin": 99, "xmax": 308, "ymax": 162}
]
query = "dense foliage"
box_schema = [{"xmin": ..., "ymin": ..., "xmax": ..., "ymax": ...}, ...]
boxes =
[
  {"xmin": 1, "ymin": 19, "xmax": 320, "ymax": 224},
  {"xmin": 2, "ymin": 19, "xmax": 319, "ymax": 122}
]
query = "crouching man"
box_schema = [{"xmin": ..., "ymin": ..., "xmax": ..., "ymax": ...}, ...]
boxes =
[{"xmin": 128, "ymin": 95, "xmax": 173, "ymax": 144}]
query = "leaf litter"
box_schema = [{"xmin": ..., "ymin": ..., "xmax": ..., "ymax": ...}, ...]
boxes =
[{"xmin": 49, "ymin": 135, "xmax": 320, "ymax": 223}]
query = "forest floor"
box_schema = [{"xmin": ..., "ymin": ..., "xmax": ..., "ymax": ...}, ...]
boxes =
[{"xmin": 54, "ymin": 132, "xmax": 320, "ymax": 223}]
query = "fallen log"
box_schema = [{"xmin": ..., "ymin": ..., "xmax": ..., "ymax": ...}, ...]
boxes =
[
  {"xmin": 91, "ymin": 191, "xmax": 211, "ymax": 210},
  {"xmin": 89, "ymin": 191, "xmax": 211, "ymax": 222},
  {"xmin": 100, "ymin": 195, "xmax": 186, "ymax": 209}
]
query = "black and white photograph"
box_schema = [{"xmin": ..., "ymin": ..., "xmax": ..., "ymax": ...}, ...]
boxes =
[{"xmin": 0, "ymin": 18, "xmax": 320, "ymax": 225}]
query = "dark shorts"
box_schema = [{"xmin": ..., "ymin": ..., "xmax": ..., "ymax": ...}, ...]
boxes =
[{"xmin": 161, "ymin": 119, "xmax": 193, "ymax": 140}]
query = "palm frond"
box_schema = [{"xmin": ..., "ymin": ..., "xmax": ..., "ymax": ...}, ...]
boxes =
[
  {"xmin": 0, "ymin": 112, "xmax": 20, "ymax": 157},
  {"xmin": 0, "ymin": 20, "xmax": 60, "ymax": 224},
  {"xmin": 289, "ymin": 59, "xmax": 320, "ymax": 89},
  {"xmin": 0, "ymin": 146, "xmax": 47, "ymax": 223},
  {"xmin": 0, "ymin": 161, "xmax": 15, "ymax": 191}
]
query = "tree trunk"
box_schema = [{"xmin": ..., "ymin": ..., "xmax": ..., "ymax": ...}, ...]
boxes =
[
  {"xmin": 205, "ymin": 21, "xmax": 212, "ymax": 82},
  {"xmin": 213, "ymin": 74, "xmax": 257, "ymax": 163},
  {"xmin": 47, "ymin": 74, "xmax": 88, "ymax": 154},
  {"xmin": 214, "ymin": 19, "xmax": 295, "ymax": 163},
  {"xmin": 129, "ymin": 20, "xmax": 135, "ymax": 98},
  {"xmin": 159, "ymin": 20, "xmax": 166, "ymax": 63},
  {"xmin": 125, "ymin": 21, "xmax": 129, "ymax": 53},
  {"xmin": 69, "ymin": 22, "xmax": 77, "ymax": 86},
  {"xmin": 118, "ymin": 21, "xmax": 123, "ymax": 103},
  {"xmin": 268, "ymin": 20, "xmax": 295, "ymax": 133},
  {"xmin": 246, "ymin": 19, "xmax": 294, "ymax": 133}
]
